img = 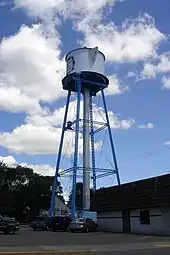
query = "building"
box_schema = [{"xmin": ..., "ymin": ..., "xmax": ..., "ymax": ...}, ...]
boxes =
[
  {"xmin": 91, "ymin": 174, "xmax": 170, "ymax": 235},
  {"xmin": 47, "ymin": 196, "xmax": 70, "ymax": 216},
  {"xmin": 54, "ymin": 196, "xmax": 70, "ymax": 216}
]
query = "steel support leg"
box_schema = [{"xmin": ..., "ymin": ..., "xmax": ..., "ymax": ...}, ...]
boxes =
[
  {"xmin": 49, "ymin": 91, "xmax": 71, "ymax": 216},
  {"xmin": 89, "ymin": 96, "xmax": 96, "ymax": 192},
  {"xmin": 101, "ymin": 89, "xmax": 121, "ymax": 185},
  {"xmin": 71, "ymin": 75, "xmax": 81, "ymax": 217}
]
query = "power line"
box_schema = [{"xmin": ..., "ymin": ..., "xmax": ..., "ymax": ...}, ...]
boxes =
[{"xmin": 121, "ymin": 146, "xmax": 170, "ymax": 165}]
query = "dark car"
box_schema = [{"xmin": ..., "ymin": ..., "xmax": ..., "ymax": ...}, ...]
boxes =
[
  {"xmin": 50, "ymin": 216, "xmax": 72, "ymax": 232},
  {"xmin": 69, "ymin": 218, "xmax": 97, "ymax": 233},
  {"xmin": 30, "ymin": 216, "xmax": 50, "ymax": 231},
  {"xmin": 0, "ymin": 215, "xmax": 19, "ymax": 234}
]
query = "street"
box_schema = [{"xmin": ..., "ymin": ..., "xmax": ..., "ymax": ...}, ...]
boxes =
[{"xmin": 0, "ymin": 226, "xmax": 170, "ymax": 254}]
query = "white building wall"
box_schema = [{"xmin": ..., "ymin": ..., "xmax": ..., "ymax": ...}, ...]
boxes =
[
  {"xmin": 97, "ymin": 207, "xmax": 170, "ymax": 235},
  {"xmin": 97, "ymin": 211, "xmax": 123, "ymax": 232},
  {"xmin": 130, "ymin": 207, "xmax": 170, "ymax": 235},
  {"xmin": 54, "ymin": 196, "xmax": 70, "ymax": 216}
]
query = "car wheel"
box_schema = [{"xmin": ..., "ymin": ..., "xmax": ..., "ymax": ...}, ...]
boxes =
[
  {"xmin": 5, "ymin": 226, "xmax": 15, "ymax": 235},
  {"xmin": 33, "ymin": 228, "xmax": 36, "ymax": 231}
]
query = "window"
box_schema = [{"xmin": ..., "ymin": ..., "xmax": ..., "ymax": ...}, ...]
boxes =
[{"xmin": 140, "ymin": 210, "xmax": 150, "ymax": 225}]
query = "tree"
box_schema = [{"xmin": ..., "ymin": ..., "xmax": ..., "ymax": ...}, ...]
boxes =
[{"xmin": 0, "ymin": 162, "xmax": 64, "ymax": 221}]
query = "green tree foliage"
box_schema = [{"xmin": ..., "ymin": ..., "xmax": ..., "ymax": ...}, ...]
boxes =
[{"xmin": 0, "ymin": 162, "xmax": 64, "ymax": 221}]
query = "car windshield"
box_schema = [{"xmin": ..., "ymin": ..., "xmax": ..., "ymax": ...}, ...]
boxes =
[{"xmin": 72, "ymin": 218, "xmax": 84, "ymax": 223}]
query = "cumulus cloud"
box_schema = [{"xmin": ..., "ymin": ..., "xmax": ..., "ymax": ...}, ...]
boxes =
[
  {"xmin": 0, "ymin": 86, "xmax": 42, "ymax": 114},
  {"xmin": 78, "ymin": 14, "xmax": 165, "ymax": 63},
  {"xmin": 0, "ymin": 155, "xmax": 55, "ymax": 176},
  {"xmin": 141, "ymin": 52, "xmax": 170, "ymax": 79},
  {"xmin": 162, "ymin": 77, "xmax": 170, "ymax": 90},
  {"xmin": 0, "ymin": 23, "xmax": 66, "ymax": 114},
  {"xmin": 14, "ymin": 0, "xmax": 118, "ymax": 21},
  {"xmin": 0, "ymin": 1, "xmax": 164, "ymax": 117},
  {"xmin": 26, "ymin": 100, "xmax": 134, "ymax": 130},
  {"xmin": 0, "ymin": 0, "xmax": 162, "ymax": 159},
  {"xmin": 14, "ymin": 0, "xmax": 63, "ymax": 18},
  {"xmin": 138, "ymin": 122, "xmax": 154, "ymax": 129},
  {"xmin": 0, "ymin": 123, "xmax": 105, "ymax": 155},
  {"xmin": 0, "ymin": 124, "xmax": 62, "ymax": 155},
  {"xmin": 0, "ymin": 100, "xmax": 134, "ymax": 155},
  {"xmin": 164, "ymin": 141, "xmax": 170, "ymax": 146},
  {"xmin": 14, "ymin": 1, "xmax": 165, "ymax": 64},
  {"xmin": 127, "ymin": 72, "xmax": 137, "ymax": 78},
  {"xmin": 0, "ymin": 155, "xmax": 17, "ymax": 166},
  {"xmin": 105, "ymin": 75, "xmax": 128, "ymax": 95}
]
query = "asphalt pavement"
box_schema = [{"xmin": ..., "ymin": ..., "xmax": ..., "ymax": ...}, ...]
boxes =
[{"xmin": 0, "ymin": 226, "xmax": 170, "ymax": 254}]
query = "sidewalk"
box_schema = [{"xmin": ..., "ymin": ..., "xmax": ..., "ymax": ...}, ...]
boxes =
[{"xmin": 0, "ymin": 242, "xmax": 169, "ymax": 254}]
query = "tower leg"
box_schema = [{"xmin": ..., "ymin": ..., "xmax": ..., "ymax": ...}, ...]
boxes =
[
  {"xmin": 71, "ymin": 75, "xmax": 81, "ymax": 217},
  {"xmin": 101, "ymin": 89, "xmax": 121, "ymax": 185},
  {"xmin": 89, "ymin": 96, "xmax": 96, "ymax": 192},
  {"xmin": 83, "ymin": 87, "xmax": 91, "ymax": 211},
  {"xmin": 49, "ymin": 91, "xmax": 71, "ymax": 216}
]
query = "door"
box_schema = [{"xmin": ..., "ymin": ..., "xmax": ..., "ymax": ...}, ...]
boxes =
[{"xmin": 123, "ymin": 209, "xmax": 131, "ymax": 233}]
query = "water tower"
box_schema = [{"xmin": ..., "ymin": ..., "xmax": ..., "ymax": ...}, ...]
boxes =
[{"xmin": 49, "ymin": 47, "xmax": 120, "ymax": 217}]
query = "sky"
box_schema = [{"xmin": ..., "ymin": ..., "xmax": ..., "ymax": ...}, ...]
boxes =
[{"xmin": 0, "ymin": 0, "xmax": 170, "ymax": 196}]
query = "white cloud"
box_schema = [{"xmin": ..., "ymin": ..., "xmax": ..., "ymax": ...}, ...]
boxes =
[
  {"xmin": 162, "ymin": 76, "xmax": 170, "ymax": 90},
  {"xmin": 78, "ymin": 14, "xmax": 165, "ymax": 63},
  {"xmin": 105, "ymin": 75, "xmax": 128, "ymax": 95},
  {"xmin": 0, "ymin": 86, "xmax": 41, "ymax": 114},
  {"xmin": 26, "ymin": 100, "xmax": 134, "ymax": 130},
  {"xmin": 21, "ymin": 162, "xmax": 55, "ymax": 176},
  {"xmin": 14, "ymin": 0, "xmax": 118, "ymax": 21},
  {"xmin": 2, "ymin": 1, "xmax": 164, "ymax": 117},
  {"xmin": 0, "ymin": 20, "xmax": 127, "ymax": 115},
  {"xmin": 0, "ymin": 123, "xmax": 101, "ymax": 155},
  {"xmin": 0, "ymin": 155, "xmax": 17, "ymax": 166},
  {"xmin": 0, "ymin": 23, "xmax": 66, "ymax": 114},
  {"xmin": 0, "ymin": 124, "xmax": 72, "ymax": 155},
  {"xmin": 14, "ymin": 1, "xmax": 165, "ymax": 65},
  {"xmin": 164, "ymin": 141, "xmax": 170, "ymax": 146},
  {"xmin": 14, "ymin": 0, "xmax": 62, "ymax": 18},
  {"xmin": 0, "ymin": 155, "xmax": 55, "ymax": 176},
  {"xmin": 127, "ymin": 71, "xmax": 136, "ymax": 78},
  {"xmin": 138, "ymin": 122, "xmax": 154, "ymax": 129},
  {"xmin": 142, "ymin": 52, "xmax": 170, "ymax": 79},
  {"xmin": 0, "ymin": 100, "xmax": 134, "ymax": 155}
]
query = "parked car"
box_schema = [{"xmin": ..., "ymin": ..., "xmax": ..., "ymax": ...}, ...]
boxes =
[
  {"xmin": 68, "ymin": 218, "xmax": 97, "ymax": 233},
  {"xmin": 30, "ymin": 216, "xmax": 50, "ymax": 231},
  {"xmin": 50, "ymin": 216, "xmax": 72, "ymax": 232},
  {"xmin": 0, "ymin": 215, "xmax": 19, "ymax": 234}
]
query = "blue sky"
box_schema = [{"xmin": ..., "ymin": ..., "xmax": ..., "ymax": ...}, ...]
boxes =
[{"xmin": 0, "ymin": 0, "xmax": 170, "ymax": 193}]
